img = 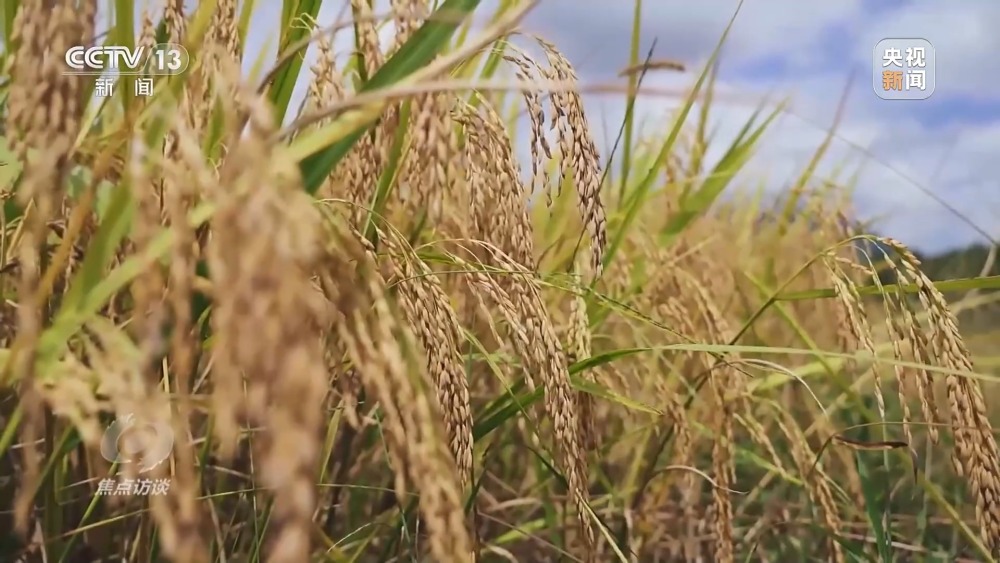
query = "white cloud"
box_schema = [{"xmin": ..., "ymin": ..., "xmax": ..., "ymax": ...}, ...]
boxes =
[
  {"xmin": 515, "ymin": 0, "xmax": 1000, "ymax": 254},
  {"xmin": 522, "ymin": 0, "xmax": 864, "ymax": 77},
  {"xmin": 853, "ymin": 0, "xmax": 1000, "ymax": 99},
  {"xmin": 204, "ymin": 0, "xmax": 1000, "ymax": 254}
]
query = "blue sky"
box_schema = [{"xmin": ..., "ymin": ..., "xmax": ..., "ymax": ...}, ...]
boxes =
[
  {"xmin": 516, "ymin": 0, "xmax": 1000, "ymax": 255},
  {"xmin": 161, "ymin": 1, "xmax": 1000, "ymax": 255}
]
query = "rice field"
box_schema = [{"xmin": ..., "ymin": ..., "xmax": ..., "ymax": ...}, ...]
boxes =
[{"xmin": 2, "ymin": 1, "xmax": 1000, "ymax": 561}]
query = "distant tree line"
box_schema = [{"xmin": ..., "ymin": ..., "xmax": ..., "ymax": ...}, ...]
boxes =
[{"xmin": 859, "ymin": 239, "xmax": 1000, "ymax": 332}]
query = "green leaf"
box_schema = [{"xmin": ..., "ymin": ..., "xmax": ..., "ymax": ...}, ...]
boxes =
[
  {"xmin": 856, "ymin": 454, "xmax": 893, "ymax": 562},
  {"xmin": 1, "ymin": 0, "xmax": 18, "ymax": 53},
  {"xmin": 472, "ymin": 366, "xmax": 660, "ymax": 441},
  {"xmin": 267, "ymin": 0, "xmax": 324, "ymax": 124},
  {"xmin": 298, "ymin": 0, "xmax": 483, "ymax": 194},
  {"xmin": 571, "ymin": 377, "xmax": 661, "ymax": 415},
  {"xmin": 777, "ymin": 275, "xmax": 1000, "ymax": 301},
  {"xmin": 57, "ymin": 179, "xmax": 134, "ymax": 317},
  {"xmin": 473, "ymin": 385, "xmax": 541, "ymax": 441},
  {"xmin": 362, "ymin": 100, "xmax": 411, "ymax": 241},
  {"xmin": 569, "ymin": 347, "xmax": 649, "ymax": 375},
  {"xmin": 602, "ymin": 0, "xmax": 743, "ymax": 270},
  {"xmin": 237, "ymin": 0, "xmax": 256, "ymax": 46},
  {"xmin": 37, "ymin": 186, "xmax": 134, "ymax": 367},
  {"xmin": 35, "ymin": 202, "xmax": 216, "ymax": 377},
  {"xmin": 659, "ymin": 101, "xmax": 783, "ymax": 243},
  {"xmin": 616, "ymin": 0, "xmax": 644, "ymax": 202},
  {"xmin": 154, "ymin": 15, "xmax": 169, "ymax": 44},
  {"xmin": 113, "ymin": 0, "xmax": 138, "ymax": 111}
]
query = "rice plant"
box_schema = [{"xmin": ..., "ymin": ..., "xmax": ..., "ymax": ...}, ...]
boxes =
[{"xmin": 2, "ymin": 0, "xmax": 1000, "ymax": 561}]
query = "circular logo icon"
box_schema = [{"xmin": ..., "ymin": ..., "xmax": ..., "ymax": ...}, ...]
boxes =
[{"xmin": 99, "ymin": 413, "xmax": 173, "ymax": 473}]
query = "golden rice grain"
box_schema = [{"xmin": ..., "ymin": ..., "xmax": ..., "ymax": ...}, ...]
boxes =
[{"xmin": 5, "ymin": 0, "xmax": 95, "ymax": 535}]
